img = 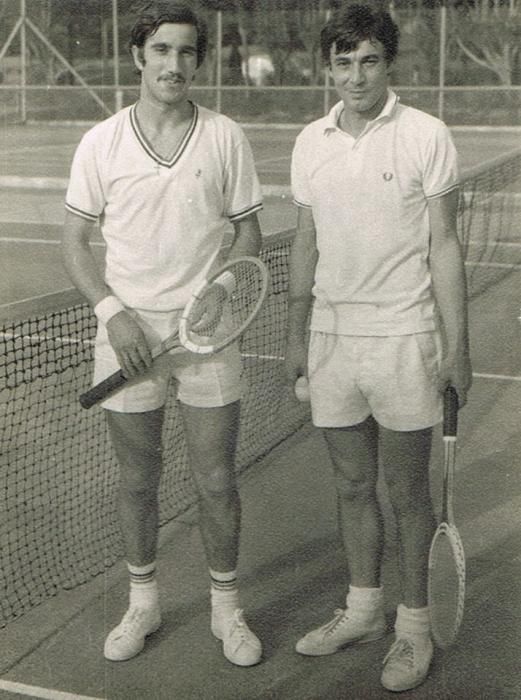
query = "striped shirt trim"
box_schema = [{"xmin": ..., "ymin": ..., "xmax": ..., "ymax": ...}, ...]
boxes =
[
  {"xmin": 293, "ymin": 198, "xmax": 312, "ymax": 209},
  {"xmin": 65, "ymin": 202, "xmax": 99, "ymax": 222},
  {"xmin": 425, "ymin": 182, "xmax": 460, "ymax": 199},
  {"xmin": 129, "ymin": 102, "xmax": 199, "ymax": 168},
  {"xmin": 228, "ymin": 201, "xmax": 263, "ymax": 222}
]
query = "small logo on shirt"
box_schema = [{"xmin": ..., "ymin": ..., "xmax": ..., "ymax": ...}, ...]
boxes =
[
  {"xmin": 383, "ymin": 172, "xmax": 394, "ymax": 182},
  {"xmin": 195, "ymin": 169, "xmax": 202, "ymax": 178}
]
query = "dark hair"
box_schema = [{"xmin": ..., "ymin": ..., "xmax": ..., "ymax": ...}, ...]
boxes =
[
  {"xmin": 130, "ymin": 1, "xmax": 208, "ymax": 67},
  {"xmin": 320, "ymin": 3, "xmax": 399, "ymax": 66}
]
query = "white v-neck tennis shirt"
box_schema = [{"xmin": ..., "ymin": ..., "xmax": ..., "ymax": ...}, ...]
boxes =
[{"xmin": 65, "ymin": 103, "xmax": 262, "ymax": 311}]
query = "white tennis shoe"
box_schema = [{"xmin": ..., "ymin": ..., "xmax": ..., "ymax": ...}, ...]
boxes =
[
  {"xmin": 381, "ymin": 634, "xmax": 433, "ymax": 692},
  {"xmin": 104, "ymin": 605, "xmax": 161, "ymax": 661},
  {"xmin": 296, "ymin": 606, "xmax": 386, "ymax": 656},
  {"xmin": 212, "ymin": 608, "xmax": 262, "ymax": 667}
]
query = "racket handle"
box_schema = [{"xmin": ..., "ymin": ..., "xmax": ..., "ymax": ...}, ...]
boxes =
[
  {"xmin": 443, "ymin": 386, "xmax": 459, "ymax": 437},
  {"xmin": 79, "ymin": 369, "xmax": 127, "ymax": 409}
]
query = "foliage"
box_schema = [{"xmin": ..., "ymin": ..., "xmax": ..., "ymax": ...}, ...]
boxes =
[
  {"xmin": 0, "ymin": 0, "xmax": 520, "ymax": 87},
  {"xmin": 450, "ymin": 0, "xmax": 521, "ymax": 85}
]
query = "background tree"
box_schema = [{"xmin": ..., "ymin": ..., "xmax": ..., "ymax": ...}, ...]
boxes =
[{"xmin": 450, "ymin": 0, "xmax": 521, "ymax": 86}]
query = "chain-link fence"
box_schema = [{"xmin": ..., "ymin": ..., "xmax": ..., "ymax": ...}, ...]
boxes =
[{"xmin": 1, "ymin": 2, "xmax": 520, "ymax": 126}]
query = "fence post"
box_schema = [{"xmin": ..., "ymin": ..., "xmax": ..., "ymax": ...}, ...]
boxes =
[
  {"xmin": 438, "ymin": 3, "xmax": 447, "ymax": 121},
  {"xmin": 323, "ymin": 7, "xmax": 332, "ymax": 116},
  {"xmin": 216, "ymin": 10, "xmax": 222, "ymax": 113},
  {"xmin": 112, "ymin": 0, "xmax": 121, "ymax": 112},
  {"xmin": 20, "ymin": 0, "xmax": 27, "ymax": 123}
]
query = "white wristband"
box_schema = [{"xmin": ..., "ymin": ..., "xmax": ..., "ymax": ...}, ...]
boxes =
[{"xmin": 94, "ymin": 295, "xmax": 125, "ymax": 325}]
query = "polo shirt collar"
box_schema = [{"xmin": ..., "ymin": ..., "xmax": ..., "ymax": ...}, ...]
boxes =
[{"xmin": 324, "ymin": 89, "xmax": 399, "ymax": 134}]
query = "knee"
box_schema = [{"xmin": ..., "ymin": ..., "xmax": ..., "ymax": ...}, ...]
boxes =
[
  {"xmin": 120, "ymin": 468, "xmax": 160, "ymax": 504},
  {"xmin": 196, "ymin": 467, "xmax": 236, "ymax": 499}
]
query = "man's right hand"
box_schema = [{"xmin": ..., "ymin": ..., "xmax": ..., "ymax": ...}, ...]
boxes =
[
  {"xmin": 106, "ymin": 311, "xmax": 153, "ymax": 378},
  {"xmin": 284, "ymin": 336, "xmax": 308, "ymax": 388}
]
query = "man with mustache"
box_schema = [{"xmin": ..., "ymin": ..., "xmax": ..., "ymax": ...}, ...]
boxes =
[{"xmin": 63, "ymin": 1, "xmax": 263, "ymax": 666}]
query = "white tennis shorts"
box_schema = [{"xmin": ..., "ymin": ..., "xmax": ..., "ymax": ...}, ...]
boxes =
[
  {"xmin": 93, "ymin": 307, "xmax": 242, "ymax": 413},
  {"xmin": 308, "ymin": 331, "xmax": 443, "ymax": 431}
]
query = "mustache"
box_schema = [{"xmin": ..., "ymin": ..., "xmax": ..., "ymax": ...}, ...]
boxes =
[{"xmin": 159, "ymin": 73, "xmax": 186, "ymax": 82}]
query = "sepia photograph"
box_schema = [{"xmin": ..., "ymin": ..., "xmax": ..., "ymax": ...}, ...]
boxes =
[{"xmin": 0, "ymin": 1, "xmax": 520, "ymax": 698}]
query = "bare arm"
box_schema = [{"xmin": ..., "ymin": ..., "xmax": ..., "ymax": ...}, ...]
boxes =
[
  {"xmin": 62, "ymin": 210, "xmax": 110, "ymax": 307},
  {"xmin": 228, "ymin": 211, "xmax": 262, "ymax": 259},
  {"xmin": 207, "ymin": 212, "xmax": 262, "ymax": 279},
  {"xmin": 284, "ymin": 206, "xmax": 318, "ymax": 383},
  {"xmin": 428, "ymin": 189, "xmax": 472, "ymax": 405},
  {"xmin": 62, "ymin": 210, "xmax": 152, "ymax": 378}
]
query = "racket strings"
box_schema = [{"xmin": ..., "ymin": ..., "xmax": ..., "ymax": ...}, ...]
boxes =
[{"xmin": 428, "ymin": 529, "xmax": 465, "ymax": 648}]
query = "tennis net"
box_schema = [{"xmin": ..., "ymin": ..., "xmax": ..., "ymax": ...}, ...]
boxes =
[
  {"xmin": 0, "ymin": 231, "xmax": 309, "ymax": 626},
  {"xmin": 459, "ymin": 147, "xmax": 521, "ymax": 297},
  {"xmin": 1, "ymin": 150, "xmax": 520, "ymax": 628}
]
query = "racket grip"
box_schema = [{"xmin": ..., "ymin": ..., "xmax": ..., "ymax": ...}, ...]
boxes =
[
  {"xmin": 79, "ymin": 369, "xmax": 127, "ymax": 409},
  {"xmin": 443, "ymin": 386, "xmax": 459, "ymax": 437}
]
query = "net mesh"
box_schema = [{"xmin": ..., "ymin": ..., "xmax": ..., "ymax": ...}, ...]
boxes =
[
  {"xmin": 0, "ymin": 151, "xmax": 520, "ymax": 628},
  {"xmin": 0, "ymin": 233, "xmax": 307, "ymax": 626},
  {"xmin": 459, "ymin": 148, "xmax": 521, "ymax": 297}
]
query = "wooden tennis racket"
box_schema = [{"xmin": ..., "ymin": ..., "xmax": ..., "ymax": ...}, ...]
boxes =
[
  {"xmin": 79, "ymin": 256, "xmax": 269, "ymax": 409},
  {"xmin": 428, "ymin": 385, "xmax": 466, "ymax": 648}
]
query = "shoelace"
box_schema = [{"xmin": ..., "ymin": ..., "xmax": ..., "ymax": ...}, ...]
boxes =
[
  {"xmin": 322, "ymin": 608, "xmax": 350, "ymax": 636},
  {"xmin": 229, "ymin": 610, "xmax": 249, "ymax": 640},
  {"xmin": 383, "ymin": 638, "xmax": 414, "ymax": 669},
  {"xmin": 116, "ymin": 608, "xmax": 153, "ymax": 637}
]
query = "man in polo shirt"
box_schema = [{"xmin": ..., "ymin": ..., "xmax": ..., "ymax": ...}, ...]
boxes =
[
  {"xmin": 285, "ymin": 3, "xmax": 472, "ymax": 692},
  {"xmin": 62, "ymin": 1, "xmax": 263, "ymax": 666}
]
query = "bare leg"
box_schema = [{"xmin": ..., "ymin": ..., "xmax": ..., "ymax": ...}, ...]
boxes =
[
  {"xmin": 179, "ymin": 401, "xmax": 241, "ymax": 572},
  {"xmin": 180, "ymin": 400, "xmax": 261, "ymax": 667},
  {"xmin": 106, "ymin": 409, "xmax": 164, "ymax": 566},
  {"xmin": 323, "ymin": 416, "xmax": 383, "ymax": 588},
  {"xmin": 380, "ymin": 426, "xmax": 436, "ymax": 608},
  {"xmin": 103, "ymin": 409, "xmax": 164, "ymax": 662}
]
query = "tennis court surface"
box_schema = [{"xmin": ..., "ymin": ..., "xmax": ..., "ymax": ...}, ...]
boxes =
[{"xmin": 0, "ymin": 125, "xmax": 520, "ymax": 699}]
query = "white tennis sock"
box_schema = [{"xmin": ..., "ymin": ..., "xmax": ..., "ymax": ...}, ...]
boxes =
[
  {"xmin": 395, "ymin": 603, "xmax": 431, "ymax": 637},
  {"xmin": 210, "ymin": 568, "xmax": 240, "ymax": 615},
  {"xmin": 346, "ymin": 585, "xmax": 384, "ymax": 618},
  {"xmin": 128, "ymin": 561, "xmax": 159, "ymax": 609}
]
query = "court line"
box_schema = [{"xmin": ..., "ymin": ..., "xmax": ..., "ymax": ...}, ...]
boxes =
[
  {"xmin": 0, "ymin": 680, "xmax": 103, "ymax": 700},
  {"xmin": 0, "ymin": 176, "xmax": 69, "ymax": 190},
  {"xmin": 0, "ymin": 236, "xmax": 105, "ymax": 247},
  {"xmin": 2, "ymin": 142, "xmax": 79, "ymax": 156},
  {"xmin": 2, "ymin": 233, "xmax": 519, "ymax": 251},
  {"xmin": 466, "ymin": 261, "xmax": 520, "ymax": 270},
  {"xmin": 0, "ymin": 175, "xmax": 294, "ymax": 198},
  {"xmin": 0, "ymin": 287, "xmax": 77, "ymax": 310},
  {"xmin": 0, "ymin": 331, "xmax": 518, "ymax": 383},
  {"xmin": 473, "ymin": 372, "xmax": 521, "ymax": 382},
  {"xmin": 0, "ymin": 332, "xmax": 93, "ymax": 345}
]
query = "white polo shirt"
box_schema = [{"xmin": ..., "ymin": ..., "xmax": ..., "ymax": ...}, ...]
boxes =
[
  {"xmin": 291, "ymin": 91, "xmax": 459, "ymax": 336},
  {"xmin": 66, "ymin": 103, "xmax": 262, "ymax": 311}
]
